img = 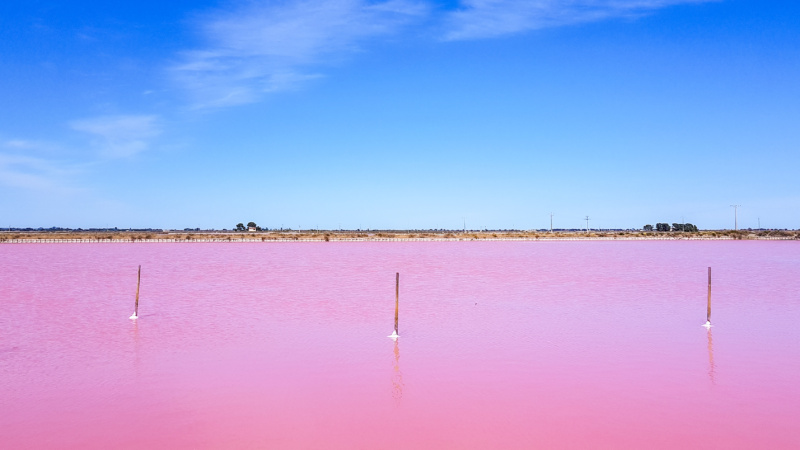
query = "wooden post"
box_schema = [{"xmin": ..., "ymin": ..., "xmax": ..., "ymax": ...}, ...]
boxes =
[
  {"xmin": 394, "ymin": 272, "xmax": 399, "ymax": 335},
  {"xmin": 135, "ymin": 265, "xmax": 141, "ymax": 317},
  {"xmin": 706, "ymin": 267, "xmax": 711, "ymax": 323}
]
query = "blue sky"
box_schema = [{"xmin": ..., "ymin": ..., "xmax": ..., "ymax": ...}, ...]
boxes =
[{"xmin": 1, "ymin": 0, "xmax": 798, "ymax": 230}]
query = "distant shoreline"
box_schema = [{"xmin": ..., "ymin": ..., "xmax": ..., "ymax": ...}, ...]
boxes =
[{"xmin": 1, "ymin": 230, "xmax": 797, "ymax": 243}]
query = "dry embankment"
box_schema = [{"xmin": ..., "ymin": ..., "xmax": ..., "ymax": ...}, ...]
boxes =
[{"xmin": 1, "ymin": 230, "xmax": 797, "ymax": 243}]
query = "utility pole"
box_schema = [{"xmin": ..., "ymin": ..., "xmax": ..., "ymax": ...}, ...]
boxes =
[
  {"xmin": 730, "ymin": 205, "xmax": 741, "ymax": 230},
  {"xmin": 758, "ymin": 217, "xmax": 761, "ymax": 230},
  {"xmin": 585, "ymin": 216, "xmax": 590, "ymax": 233},
  {"xmin": 550, "ymin": 213, "xmax": 554, "ymax": 233}
]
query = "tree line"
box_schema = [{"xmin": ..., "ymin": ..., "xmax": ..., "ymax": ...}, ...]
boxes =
[
  {"xmin": 235, "ymin": 221, "xmax": 262, "ymax": 231},
  {"xmin": 643, "ymin": 223, "xmax": 699, "ymax": 232}
]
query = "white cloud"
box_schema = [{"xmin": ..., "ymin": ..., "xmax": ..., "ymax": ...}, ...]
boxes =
[
  {"xmin": 172, "ymin": 0, "xmax": 428, "ymax": 108},
  {"xmin": 0, "ymin": 153, "xmax": 77, "ymax": 191},
  {"xmin": 444, "ymin": 0, "xmax": 717, "ymax": 40},
  {"xmin": 70, "ymin": 115, "xmax": 161, "ymax": 158},
  {"xmin": 0, "ymin": 114, "xmax": 160, "ymax": 193},
  {"xmin": 4, "ymin": 139, "xmax": 39, "ymax": 150},
  {"xmin": 2, "ymin": 139, "xmax": 65, "ymax": 154}
]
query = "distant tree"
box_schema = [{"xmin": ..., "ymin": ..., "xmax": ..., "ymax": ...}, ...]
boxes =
[
  {"xmin": 672, "ymin": 223, "xmax": 684, "ymax": 232},
  {"xmin": 643, "ymin": 224, "xmax": 654, "ymax": 231},
  {"xmin": 656, "ymin": 223, "xmax": 670, "ymax": 232},
  {"xmin": 685, "ymin": 223, "xmax": 698, "ymax": 232},
  {"xmin": 247, "ymin": 221, "xmax": 257, "ymax": 229},
  {"xmin": 236, "ymin": 223, "xmax": 245, "ymax": 231}
]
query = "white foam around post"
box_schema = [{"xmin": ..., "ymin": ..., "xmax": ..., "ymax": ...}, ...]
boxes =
[
  {"xmin": 388, "ymin": 330, "xmax": 399, "ymax": 339},
  {"xmin": 703, "ymin": 321, "xmax": 712, "ymax": 328},
  {"xmin": 130, "ymin": 313, "xmax": 138, "ymax": 320}
]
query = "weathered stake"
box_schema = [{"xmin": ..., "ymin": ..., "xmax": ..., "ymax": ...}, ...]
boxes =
[
  {"xmin": 135, "ymin": 265, "xmax": 141, "ymax": 317},
  {"xmin": 706, "ymin": 267, "xmax": 712, "ymax": 323},
  {"xmin": 394, "ymin": 272, "xmax": 400, "ymax": 335}
]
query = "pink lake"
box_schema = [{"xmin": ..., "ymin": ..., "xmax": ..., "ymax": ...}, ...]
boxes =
[{"xmin": 1, "ymin": 241, "xmax": 799, "ymax": 448}]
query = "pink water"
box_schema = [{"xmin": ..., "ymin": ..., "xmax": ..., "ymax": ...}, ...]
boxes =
[{"xmin": 1, "ymin": 241, "xmax": 799, "ymax": 449}]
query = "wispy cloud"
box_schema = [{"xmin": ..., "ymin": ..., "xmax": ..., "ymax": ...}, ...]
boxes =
[
  {"xmin": 2, "ymin": 138, "xmax": 65, "ymax": 154},
  {"xmin": 0, "ymin": 114, "xmax": 160, "ymax": 192},
  {"xmin": 70, "ymin": 115, "xmax": 161, "ymax": 158},
  {"xmin": 172, "ymin": 0, "xmax": 428, "ymax": 108},
  {"xmin": 444, "ymin": 0, "xmax": 716, "ymax": 40},
  {"xmin": 0, "ymin": 151, "xmax": 78, "ymax": 191},
  {"xmin": 4, "ymin": 139, "xmax": 41, "ymax": 150}
]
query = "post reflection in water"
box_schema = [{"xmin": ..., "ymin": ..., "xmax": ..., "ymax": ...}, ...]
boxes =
[
  {"xmin": 130, "ymin": 319, "xmax": 141, "ymax": 374},
  {"xmin": 707, "ymin": 327, "xmax": 716, "ymax": 385},
  {"xmin": 391, "ymin": 338, "xmax": 404, "ymax": 403}
]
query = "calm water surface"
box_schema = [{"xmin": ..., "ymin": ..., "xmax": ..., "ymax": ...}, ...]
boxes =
[{"xmin": 1, "ymin": 241, "xmax": 799, "ymax": 448}]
